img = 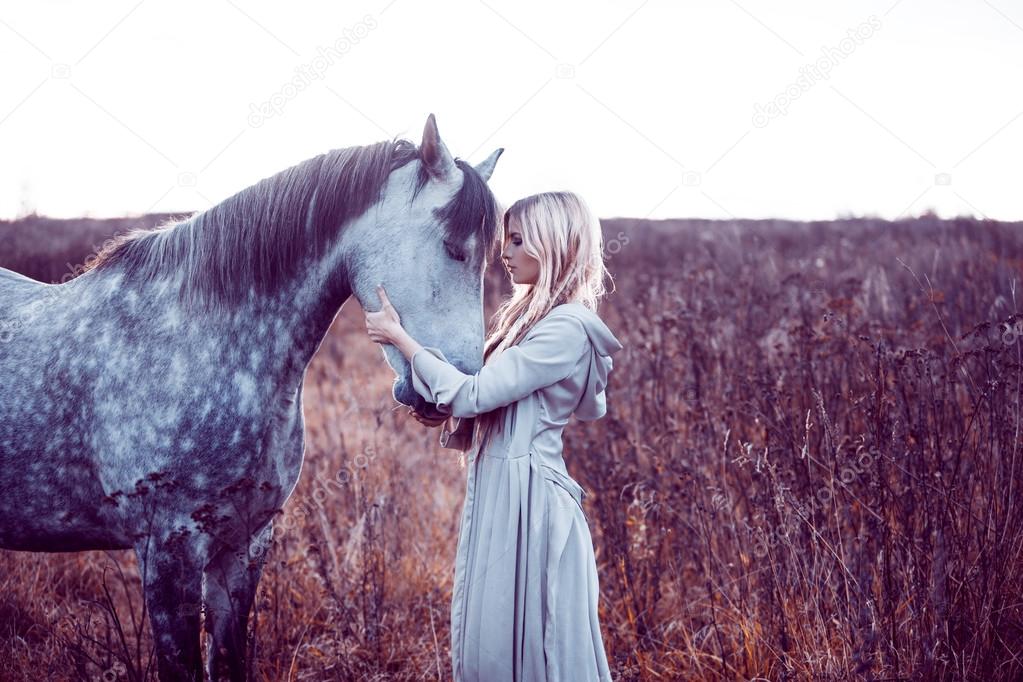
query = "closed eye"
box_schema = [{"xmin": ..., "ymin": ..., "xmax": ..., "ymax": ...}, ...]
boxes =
[{"xmin": 444, "ymin": 241, "xmax": 467, "ymax": 262}]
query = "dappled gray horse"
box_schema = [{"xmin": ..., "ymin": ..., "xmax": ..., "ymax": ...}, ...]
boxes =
[{"xmin": 0, "ymin": 114, "xmax": 502, "ymax": 680}]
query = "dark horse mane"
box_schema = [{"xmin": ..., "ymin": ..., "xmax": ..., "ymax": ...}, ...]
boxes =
[{"xmin": 83, "ymin": 138, "xmax": 501, "ymax": 312}]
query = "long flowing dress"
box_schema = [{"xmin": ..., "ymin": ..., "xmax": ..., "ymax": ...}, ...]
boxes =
[{"xmin": 410, "ymin": 302, "xmax": 624, "ymax": 681}]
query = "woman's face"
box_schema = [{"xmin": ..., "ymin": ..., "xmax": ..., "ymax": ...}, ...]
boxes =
[{"xmin": 501, "ymin": 216, "xmax": 540, "ymax": 285}]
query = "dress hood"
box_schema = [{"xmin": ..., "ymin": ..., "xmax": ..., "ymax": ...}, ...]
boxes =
[
  {"xmin": 437, "ymin": 302, "xmax": 624, "ymax": 451},
  {"xmin": 550, "ymin": 303, "xmax": 624, "ymax": 421}
]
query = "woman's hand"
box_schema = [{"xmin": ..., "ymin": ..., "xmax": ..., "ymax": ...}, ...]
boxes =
[
  {"xmin": 365, "ymin": 284, "xmax": 404, "ymax": 345},
  {"xmin": 365, "ymin": 285, "xmax": 445, "ymax": 428}
]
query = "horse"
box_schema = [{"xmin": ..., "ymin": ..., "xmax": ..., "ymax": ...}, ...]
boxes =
[{"xmin": 0, "ymin": 114, "xmax": 503, "ymax": 681}]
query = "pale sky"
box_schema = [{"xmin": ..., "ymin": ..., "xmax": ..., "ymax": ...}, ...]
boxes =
[{"xmin": 1, "ymin": 0, "xmax": 1021, "ymax": 222}]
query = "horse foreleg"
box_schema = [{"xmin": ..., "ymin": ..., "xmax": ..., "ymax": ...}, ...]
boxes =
[
  {"xmin": 135, "ymin": 537, "xmax": 204, "ymax": 682},
  {"xmin": 202, "ymin": 523, "xmax": 272, "ymax": 681}
]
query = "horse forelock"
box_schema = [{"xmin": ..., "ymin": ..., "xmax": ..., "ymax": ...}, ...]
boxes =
[{"xmin": 437, "ymin": 158, "xmax": 502, "ymax": 268}]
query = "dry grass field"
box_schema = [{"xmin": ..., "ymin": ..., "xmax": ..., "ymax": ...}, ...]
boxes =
[{"xmin": 1, "ymin": 213, "xmax": 1021, "ymax": 680}]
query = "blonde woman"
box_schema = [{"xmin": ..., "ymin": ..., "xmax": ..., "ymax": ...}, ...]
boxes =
[{"xmin": 365, "ymin": 191, "xmax": 622, "ymax": 681}]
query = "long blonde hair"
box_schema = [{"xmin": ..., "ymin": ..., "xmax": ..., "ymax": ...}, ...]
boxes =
[{"xmin": 473, "ymin": 191, "xmax": 615, "ymax": 440}]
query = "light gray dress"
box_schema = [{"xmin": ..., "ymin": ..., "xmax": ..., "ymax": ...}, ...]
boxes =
[{"xmin": 411, "ymin": 302, "xmax": 623, "ymax": 682}]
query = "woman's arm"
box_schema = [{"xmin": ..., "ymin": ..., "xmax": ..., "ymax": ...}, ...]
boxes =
[
  {"xmin": 407, "ymin": 314, "xmax": 588, "ymax": 418},
  {"xmin": 364, "ymin": 284, "xmax": 589, "ymax": 419}
]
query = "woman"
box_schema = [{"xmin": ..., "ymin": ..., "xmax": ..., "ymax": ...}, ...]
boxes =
[{"xmin": 365, "ymin": 191, "xmax": 622, "ymax": 681}]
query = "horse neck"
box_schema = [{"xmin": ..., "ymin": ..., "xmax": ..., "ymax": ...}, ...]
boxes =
[
  {"xmin": 75, "ymin": 243, "xmax": 355, "ymax": 385},
  {"xmin": 273, "ymin": 258, "xmax": 353, "ymax": 371},
  {"xmin": 189, "ymin": 199, "xmax": 358, "ymax": 374}
]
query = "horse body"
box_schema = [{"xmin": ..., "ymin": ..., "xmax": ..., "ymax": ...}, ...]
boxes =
[
  {"xmin": 0, "ymin": 115, "xmax": 503, "ymax": 680},
  {"xmin": 1, "ymin": 265, "xmax": 307, "ymax": 554},
  {"xmin": 0, "ymin": 269, "xmax": 131, "ymax": 552}
]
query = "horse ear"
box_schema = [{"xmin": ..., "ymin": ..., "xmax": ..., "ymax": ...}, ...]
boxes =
[
  {"xmin": 474, "ymin": 148, "xmax": 504, "ymax": 182},
  {"xmin": 421, "ymin": 113, "xmax": 456, "ymax": 180}
]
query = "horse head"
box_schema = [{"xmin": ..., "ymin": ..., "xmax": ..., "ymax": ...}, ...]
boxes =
[{"xmin": 342, "ymin": 114, "xmax": 504, "ymax": 419}]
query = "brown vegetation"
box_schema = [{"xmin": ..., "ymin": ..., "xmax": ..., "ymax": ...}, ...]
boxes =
[{"xmin": 1, "ymin": 213, "xmax": 1021, "ymax": 680}]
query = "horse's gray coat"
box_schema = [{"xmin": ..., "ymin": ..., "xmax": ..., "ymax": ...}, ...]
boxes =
[{"xmin": 0, "ymin": 115, "xmax": 502, "ymax": 681}]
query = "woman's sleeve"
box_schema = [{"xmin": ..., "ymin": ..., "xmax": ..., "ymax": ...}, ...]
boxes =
[{"xmin": 410, "ymin": 314, "xmax": 589, "ymax": 419}]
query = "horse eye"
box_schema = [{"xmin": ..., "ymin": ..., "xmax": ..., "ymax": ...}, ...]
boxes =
[{"xmin": 444, "ymin": 242, "xmax": 466, "ymax": 262}]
